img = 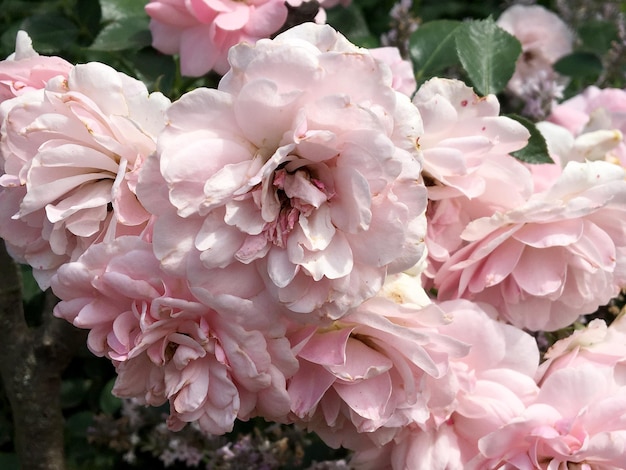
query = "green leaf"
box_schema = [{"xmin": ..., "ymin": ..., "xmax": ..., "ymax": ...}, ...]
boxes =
[
  {"xmin": 131, "ymin": 48, "xmax": 177, "ymax": 95},
  {"xmin": 0, "ymin": 23, "xmax": 22, "ymax": 58},
  {"xmin": 553, "ymin": 52, "xmax": 604, "ymax": 80},
  {"xmin": 409, "ymin": 20, "xmax": 462, "ymax": 84},
  {"xmin": 578, "ymin": 20, "xmax": 619, "ymax": 56},
  {"xmin": 455, "ymin": 17, "xmax": 521, "ymax": 96},
  {"xmin": 507, "ymin": 114, "xmax": 553, "ymax": 164},
  {"xmin": 76, "ymin": 0, "xmax": 103, "ymax": 42},
  {"xmin": 99, "ymin": 0, "xmax": 150, "ymax": 22},
  {"xmin": 99, "ymin": 378, "xmax": 122, "ymax": 415},
  {"xmin": 19, "ymin": 265, "xmax": 42, "ymax": 303},
  {"xmin": 89, "ymin": 16, "xmax": 151, "ymax": 51},
  {"xmin": 20, "ymin": 14, "xmax": 80, "ymax": 54},
  {"xmin": 325, "ymin": 3, "xmax": 378, "ymax": 48}
]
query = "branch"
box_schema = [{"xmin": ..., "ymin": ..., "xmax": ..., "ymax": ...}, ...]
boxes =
[{"xmin": 0, "ymin": 240, "xmax": 83, "ymax": 470}]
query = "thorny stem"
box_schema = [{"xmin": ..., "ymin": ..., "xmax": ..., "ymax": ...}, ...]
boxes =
[{"xmin": 0, "ymin": 239, "xmax": 83, "ymax": 470}]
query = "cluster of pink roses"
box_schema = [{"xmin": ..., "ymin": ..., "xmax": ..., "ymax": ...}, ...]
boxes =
[{"xmin": 2, "ymin": 13, "xmax": 626, "ymax": 470}]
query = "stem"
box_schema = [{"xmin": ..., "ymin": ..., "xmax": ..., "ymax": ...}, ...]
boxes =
[{"xmin": 0, "ymin": 240, "xmax": 82, "ymax": 470}]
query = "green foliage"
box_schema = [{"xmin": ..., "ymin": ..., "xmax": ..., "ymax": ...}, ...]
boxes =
[
  {"xmin": 415, "ymin": 0, "xmax": 504, "ymax": 22},
  {"xmin": 553, "ymin": 52, "xmax": 604, "ymax": 82},
  {"xmin": 100, "ymin": 0, "xmax": 150, "ymax": 21},
  {"xmin": 99, "ymin": 379, "xmax": 122, "ymax": 415},
  {"xmin": 89, "ymin": 16, "xmax": 151, "ymax": 52},
  {"xmin": 19, "ymin": 265, "xmax": 46, "ymax": 327},
  {"xmin": 578, "ymin": 20, "xmax": 619, "ymax": 56},
  {"xmin": 20, "ymin": 14, "xmax": 80, "ymax": 53},
  {"xmin": 409, "ymin": 17, "xmax": 521, "ymax": 96},
  {"xmin": 19, "ymin": 265, "xmax": 42, "ymax": 304},
  {"xmin": 409, "ymin": 20, "xmax": 462, "ymax": 85},
  {"xmin": 454, "ymin": 18, "xmax": 521, "ymax": 96},
  {"xmin": 326, "ymin": 3, "xmax": 378, "ymax": 48},
  {"xmin": 91, "ymin": 0, "xmax": 150, "ymax": 51},
  {"xmin": 507, "ymin": 115, "xmax": 554, "ymax": 164}
]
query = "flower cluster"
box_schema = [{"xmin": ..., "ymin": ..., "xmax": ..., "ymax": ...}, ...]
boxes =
[{"xmin": 2, "ymin": 1, "xmax": 626, "ymax": 469}]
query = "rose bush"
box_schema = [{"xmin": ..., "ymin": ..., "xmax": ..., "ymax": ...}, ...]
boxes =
[{"xmin": 1, "ymin": 1, "xmax": 626, "ymax": 469}]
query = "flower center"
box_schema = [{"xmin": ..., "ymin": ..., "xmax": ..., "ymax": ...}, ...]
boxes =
[{"xmin": 263, "ymin": 166, "xmax": 334, "ymax": 247}]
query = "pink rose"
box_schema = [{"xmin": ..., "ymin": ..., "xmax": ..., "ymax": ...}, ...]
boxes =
[
  {"xmin": 536, "ymin": 317, "xmax": 626, "ymax": 386},
  {"xmin": 426, "ymin": 300, "xmax": 539, "ymax": 449},
  {"xmin": 0, "ymin": 31, "xmax": 72, "ymax": 102},
  {"xmin": 286, "ymin": 297, "xmax": 469, "ymax": 450},
  {"xmin": 412, "ymin": 78, "xmax": 532, "ymax": 278},
  {"xmin": 548, "ymin": 86, "xmax": 626, "ymax": 167},
  {"xmin": 350, "ymin": 299, "xmax": 540, "ymax": 468},
  {"xmin": 51, "ymin": 236, "xmax": 298, "ymax": 434},
  {"xmin": 350, "ymin": 425, "xmax": 467, "ymax": 470},
  {"xmin": 0, "ymin": 61, "xmax": 170, "ymax": 288},
  {"xmin": 137, "ymin": 23, "xmax": 427, "ymax": 320},
  {"xmin": 145, "ymin": 0, "xmax": 289, "ymax": 76},
  {"xmin": 530, "ymin": 119, "xmax": 621, "ymax": 194},
  {"xmin": 369, "ymin": 47, "xmax": 417, "ymax": 97},
  {"xmin": 477, "ymin": 366, "xmax": 626, "ymax": 470},
  {"xmin": 435, "ymin": 160, "xmax": 626, "ymax": 331},
  {"xmin": 497, "ymin": 4, "xmax": 573, "ymax": 98}
]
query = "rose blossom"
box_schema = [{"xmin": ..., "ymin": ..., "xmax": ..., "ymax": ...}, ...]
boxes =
[
  {"xmin": 286, "ymin": 297, "xmax": 469, "ymax": 451},
  {"xmin": 476, "ymin": 366, "xmax": 626, "ymax": 470},
  {"xmin": 145, "ymin": 0, "xmax": 290, "ymax": 76},
  {"xmin": 0, "ymin": 57, "xmax": 170, "ymax": 288},
  {"xmin": 411, "ymin": 78, "xmax": 532, "ymax": 278},
  {"xmin": 528, "ymin": 119, "xmax": 622, "ymax": 197},
  {"xmin": 497, "ymin": 4, "xmax": 573, "ymax": 99},
  {"xmin": 0, "ymin": 30, "xmax": 72, "ymax": 103},
  {"xmin": 536, "ymin": 317, "xmax": 626, "ymax": 387},
  {"xmin": 548, "ymin": 86, "xmax": 626, "ymax": 167},
  {"xmin": 51, "ymin": 236, "xmax": 298, "ymax": 434},
  {"xmin": 137, "ymin": 23, "xmax": 427, "ymax": 320},
  {"xmin": 350, "ymin": 299, "xmax": 540, "ymax": 469},
  {"xmin": 435, "ymin": 160, "xmax": 626, "ymax": 331},
  {"xmin": 369, "ymin": 47, "xmax": 417, "ymax": 97}
]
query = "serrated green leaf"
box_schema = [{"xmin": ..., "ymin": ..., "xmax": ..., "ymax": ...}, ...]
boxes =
[
  {"xmin": 409, "ymin": 20, "xmax": 462, "ymax": 84},
  {"xmin": 508, "ymin": 114, "xmax": 553, "ymax": 164},
  {"xmin": 89, "ymin": 16, "xmax": 151, "ymax": 51},
  {"xmin": 455, "ymin": 17, "xmax": 521, "ymax": 96},
  {"xmin": 553, "ymin": 52, "xmax": 603, "ymax": 80},
  {"xmin": 100, "ymin": 0, "xmax": 150, "ymax": 22},
  {"xmin": 20, "ymin": 14, "xmax": 80, "ymax": 54},
  {"xmin": 99, "ymin": 378, "xmax": 122, "ymax": 415}
]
